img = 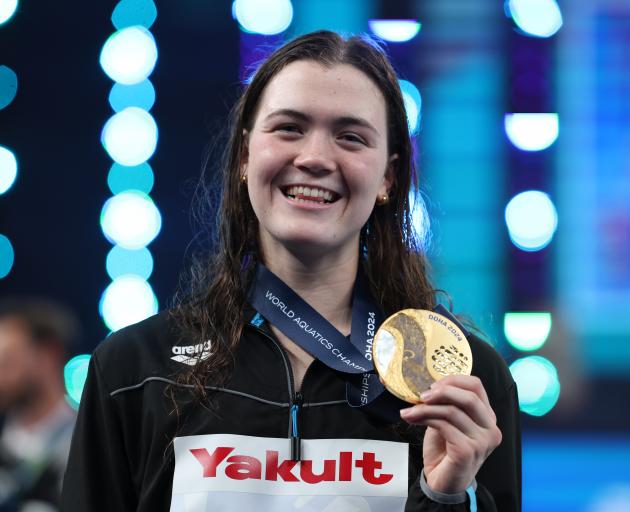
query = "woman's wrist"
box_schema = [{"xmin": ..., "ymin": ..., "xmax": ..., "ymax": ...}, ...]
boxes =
[{"xmin": 420, "ymin": 470, "xmax": 476, "ymax": 505}]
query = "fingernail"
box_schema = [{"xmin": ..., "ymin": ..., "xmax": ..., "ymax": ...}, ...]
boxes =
[
  {"xmin": 400, "ymin": 408, "xmax": 412, "ymax": 419},
  {"xmin": 420, "ymin": 391, "xmax": 433, "ymax": 401}
]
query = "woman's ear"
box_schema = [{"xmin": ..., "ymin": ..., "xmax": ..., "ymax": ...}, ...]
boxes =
[{"xmin": 380, "ymin": 153, "xmax": 398, "ymax": 195}]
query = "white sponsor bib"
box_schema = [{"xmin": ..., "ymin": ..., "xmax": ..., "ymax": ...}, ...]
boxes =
[{"xmin": 170, "ymin": 434, "xmax": 409, "ymax": 512}]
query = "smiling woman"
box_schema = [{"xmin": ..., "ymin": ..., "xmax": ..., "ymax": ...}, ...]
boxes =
[{"xmin": 61, "ymin": 31, "xmax": 521, "ymax": 512}]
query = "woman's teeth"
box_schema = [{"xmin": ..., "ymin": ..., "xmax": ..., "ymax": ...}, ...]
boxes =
[{"xmin": 284, "ymin": 186, "xmax": 334, "ymax": 203}]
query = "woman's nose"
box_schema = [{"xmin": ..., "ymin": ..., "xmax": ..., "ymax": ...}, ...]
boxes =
[{"xmin": 293, "ymin": 133, "xmax": 336, "ymax": 174}]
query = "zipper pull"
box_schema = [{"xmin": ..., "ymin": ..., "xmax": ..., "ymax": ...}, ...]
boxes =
[{"xmin": 290, "ymin": 392, "xmax": 303, "ymax": 462}]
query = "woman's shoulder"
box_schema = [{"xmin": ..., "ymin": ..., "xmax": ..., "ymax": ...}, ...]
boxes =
[
  {"xmin": 467, "ymin": 332, "xmax": 516, "ymax": 401},
  {"xmin": 90, "ymin": 310, "xmax": 188, "ymax": 394}
]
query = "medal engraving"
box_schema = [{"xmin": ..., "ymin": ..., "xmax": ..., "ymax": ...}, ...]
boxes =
[{"xmin": 372, "ymin": 309, "xmax": 473, "ymax": 404}]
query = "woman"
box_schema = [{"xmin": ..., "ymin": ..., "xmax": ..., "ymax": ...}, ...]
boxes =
[{"xmin": 61, "ymin": 31, "xmax": 520, "ymax": 511}]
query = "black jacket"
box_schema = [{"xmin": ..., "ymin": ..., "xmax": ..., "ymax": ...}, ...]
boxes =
[{"xmin": 61, "ymin": 309, "xmax": 521, "ymax": 511}]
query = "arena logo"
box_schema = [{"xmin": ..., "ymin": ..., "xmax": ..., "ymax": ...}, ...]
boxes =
[
  {"xmin": 170, "ymin": 340, "xmax": 212, "ymax": 366},
  {"xmin": 189, "ymin": 446, "xmax": 394, "ymax": 485}
]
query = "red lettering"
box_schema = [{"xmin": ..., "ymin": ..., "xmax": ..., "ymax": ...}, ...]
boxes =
[
  {"xmin": 190, "ymin": 447, "xmax": 234, "ymax": 478},
  {"xmin": 265, "ymin": 450, "xmax": 298, "ymax": 482},
  {"xmin": 355, "ymin": 452, "xmax": 393, "ymax": 485},
  {"xmin": 338, "ymin": 451, "xmax": 352, "ymax": 481},
  {"xmin": 225, "ymin": 455, "xmax": 262, "ymax": 480},
  {"xmin": 299, "ymin": 459, "xmax": 336, "ymax": 484}
]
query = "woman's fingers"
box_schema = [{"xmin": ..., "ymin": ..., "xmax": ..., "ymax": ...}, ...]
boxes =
[{"xmin": 419, "ymin": 384, "xmax": 496, "ymax": 428}]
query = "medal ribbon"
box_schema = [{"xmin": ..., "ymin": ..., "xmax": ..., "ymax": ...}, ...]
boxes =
[{"xmin": 247, "ymin": 262, "xmax": 471, "ymax": 419}]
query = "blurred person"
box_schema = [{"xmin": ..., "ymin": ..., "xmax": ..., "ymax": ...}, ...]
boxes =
[{"xmin": 0, "ymin": 299, "xmax": 79, "ymax": 512}]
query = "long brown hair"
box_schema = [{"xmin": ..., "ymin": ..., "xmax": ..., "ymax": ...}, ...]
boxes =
[{"xmin": 171, "ymin": 30, "xmax": 437, "ymax": 399}]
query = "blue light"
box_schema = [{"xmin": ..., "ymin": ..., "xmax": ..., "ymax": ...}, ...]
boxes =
[
  {"xmin": 100, "ymin": 275, "xmax": 158, "ymax": 331},
  {"xmin": 399, "ymin": 79, "xmax": 422, "ymax": 135},
  {"xmin": 109, "ymin": 79, "xmax": 155, "ymax": 112},
  {"xmin": 101, "ymin": 107, "xmax": 158, "ymax": 166},
  {"xmin": 0, "ymin": 145, "xmax": 17, "ymax": 194},
  {"xmin": 112, "ymin": 0, "xmax": 157, "ymax": 30},
  {"xmin": 510, "ymin": 356, "xmax": 560, "ymax": 416},
  {"xmin": 0, "ymin": 0, "xmax": 18, "ymax": 25},
  {"xmin": 0, "ymin": 65, "xmax": 17, "ymax": 110},
  {"xmin": 100, "ymin": 26, "xmax": 158, "ymax": 85},
  {"xmin": 505, "ymin": 190, "xmax": 558, "ymax": 252},
  {"xmin": 64, "ymin": 354, "xmax": 91, "ymax": 409},
  {"xmin": 106, "ymin": 245, "xmax": 153, "ymax": 280},
  {"xmin": 507, "ymin": 0, "xmax": 563, "ymax": 38},
  {"xmin": 505, "ymin": 113, "xmax": 559, "ymax": 151},
  {"xmin": 232, "ymin": 0, "xmax": 293, "ymax": 35},
  {"xmin": 107, "ymin": 162, "xmax": 154, "ymax": 194},
  {"xmin": 0, "ymin": 234, "xmax": 14, "ymax": 278},
  {"xmin": 368, "ymin": 20, "xmax": 421, "ymax": 43},
  {"xmin": 100, "ymin": 190, "xmax": 162, "ymax": 249}
]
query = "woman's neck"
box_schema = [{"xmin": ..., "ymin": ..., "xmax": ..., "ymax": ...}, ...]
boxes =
[{"xmin": 261, "ymin": 242, "xmax": 358, "ymax": 335}]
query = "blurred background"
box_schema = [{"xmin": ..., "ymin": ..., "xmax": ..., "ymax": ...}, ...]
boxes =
[{"xmin": 0, "ymin": 0, "xmax": 629, "ymax": 510}]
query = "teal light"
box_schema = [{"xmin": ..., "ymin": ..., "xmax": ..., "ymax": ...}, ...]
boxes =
[
  {"xmin": 0, "ymin": 0, "xmax": 18, "ymax": 25},
  {"xmin": 504, "ymin": 312, "xmax": 552, "ymax": 351},
  {"xmin": 106, "ymin": 245, "xmax": 154, "ymax": 280},
  {"xmin": 100, "ymin": 276, "xmax": 158, "ymax": 331},
  {"xmin": 507, "ymin": 0, "xmax": 562, "ymax": 38},
  {"xmin": 505, "ymin": 190, "xmax": 558, "ymax": 252},
  {"xmin": 510, "ymin": 356, "xmax": 561, "ymax": 416},
  {"xmin": 109, "ymin": 79, "xmax": 155, "ymax": 112},
  {"xmin": 399, "ymin": 79, "xmax": 422, "ymax": 135},
  {"xmin": 64, "ymin": 354, "xmax": 91, "ymax": 409},
  {"xmin": 368, "ymin": 20, "xmax": 421, "ymax": 42},
  {"xmin": 107, "ymin": 162, "xmax": 154, "ymax": 194},
  {"xmin": 0, "ymin": 145, "xmax": 17, "ymax": 194},
  {"xmin": 112, "ymin": 0, "xmax": 157, "ymax": 30},
  {"xmin": 0, "ymin": 234, "xmax": 14, "ymax": 278},
  {"xmin": 0, "ymin": 65, "xmax": 18, "ymax": 110},
  {"xmin": 232, "ymin": 0, "xmax": 293, "ymax": 35}
]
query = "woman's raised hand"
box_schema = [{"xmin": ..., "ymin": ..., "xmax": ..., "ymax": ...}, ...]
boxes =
[{"xmin": 400, "ymin": 375, "xmax": 503, "ymax": 494}]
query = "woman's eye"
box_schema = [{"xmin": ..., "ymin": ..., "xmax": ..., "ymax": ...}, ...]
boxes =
[
  {"xmin": 340, "ymin": 133, "xmax": 366, "ymax": 145},
  {"xmin": 277, "ymin": 124, "xmax": 301, "ymax": 133}
]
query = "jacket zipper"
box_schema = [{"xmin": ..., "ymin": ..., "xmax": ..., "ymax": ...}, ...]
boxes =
[{"xmin": 246, "ymin": 324, "xmax": 304, "ymax": 461}]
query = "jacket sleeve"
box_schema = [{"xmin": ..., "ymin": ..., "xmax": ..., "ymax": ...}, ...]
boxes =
[{"xmin": 60, "ymin": 353, "xmax": 137, "ymax": 511}]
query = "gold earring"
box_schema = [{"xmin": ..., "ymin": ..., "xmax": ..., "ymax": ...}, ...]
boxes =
[
  {"xmin": 376, "ymin": 194, "xmax": 389, "ymax": 206},
  {"xmin": 240, "ymin": 174, "xmax": 248, "ymax": 184}
]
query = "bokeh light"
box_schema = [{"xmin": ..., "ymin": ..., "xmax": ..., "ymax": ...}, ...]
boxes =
[
  {"xmin": 100, "ymin": 190, "xmax": 162, "ymax": 249},
  {"xmin": 368, "ymin": 20, "xmax": 421, "ymax": 42},
  {"xmin": 100, "ymin": 26, "xmax": 158, "ymax": 85},
  {"xmin": 106, "ymin": 245, "xmax": 154, "ymax": 280},
  {"xmin": 109, "ymin": 79, "xmax": 155, "ymax": 112},
  {"xmin": 0, "ymin": 145, "xmax": 17, "ymax": 194},
  {"xmin": 101, "ymin": 107, "xmax": 158, "ymax": 166},
  {"xmin": 510, "ymin": 356, "xmax": 561, "ymax": 416},
  {"xmin": 408, "ymin": 189, "xmax": 431, "ymax": 250},
  {"xmin": 0, "ymin": 0, "xmax": 18, "ymax": 25},
  {"xmin": 107, "ymin": 162, "xmax": 154, "ymax": 194},
  {"xmin": 100, "ymin": 275, "xmax": 158, "ymax": 331},
  {"xmin": 504, "ymin": 312, "xmax": 552, "ymax": 351},
  {"xmin": 507, "ymin": 0, "xmax": 563, "ymax": 38},
  {"xmin": 399, "ymin": 79, "xmax": 422, "ymax": 135},
  {"xmin": 0, "ymin": 234, "xmax": 14, "ymax": 278},
  {"xmin": 64, "ymin": 354, "xmax": 91, "ymax": 409},
  {"xmin": 232, "ymin": 0, "xmax": 293, "ymax": 35},
  {"xmin": 505, "ymin": 113, "xmax": 559, "ymax": 151},
  {"xmin": 112, "ymin": 0, "xmax": 157, "ymax": 30},
  {"xmin": 0, "ymin": 65, "xmax": 18, "ymax": 110},
  {"xmin": 505, "ymin": 190, "xmax": 558, "ymax": 251}
]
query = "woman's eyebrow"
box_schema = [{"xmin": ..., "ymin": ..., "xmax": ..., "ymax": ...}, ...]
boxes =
[{"xmin": 263, "ymin": 108, "xmax": 380, "ymax": 136}]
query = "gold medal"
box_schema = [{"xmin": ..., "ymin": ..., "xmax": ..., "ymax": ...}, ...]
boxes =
[{"xmin": 372, "ymin": 309, "xmax": 473, "ymax": 403}]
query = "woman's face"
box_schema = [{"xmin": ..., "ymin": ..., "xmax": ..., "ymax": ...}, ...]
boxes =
[{"xmin": 243, "ymin": 60, "xmax": 395, "ymax": 261}]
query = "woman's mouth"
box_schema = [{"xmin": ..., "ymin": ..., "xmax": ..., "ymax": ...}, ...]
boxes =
[{"xmin": 282, "ymin": 185, "xmax": 339, "ymax": 204}]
